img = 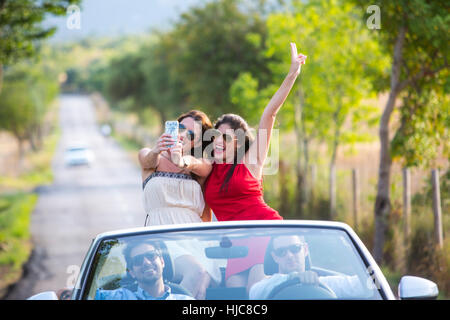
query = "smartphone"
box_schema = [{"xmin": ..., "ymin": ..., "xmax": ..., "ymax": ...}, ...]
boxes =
[{"xmin": 164, "ymin": 121, "xmax": 179, "ymax": 148}]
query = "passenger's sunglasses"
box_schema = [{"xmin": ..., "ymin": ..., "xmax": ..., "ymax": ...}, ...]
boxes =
[
  {"xmin": 273, "ymin": 243, "xmax": 305, "ymax": 257},
  {"xmin": 179, "ymin": 123, "xmax": 195, "ymax": 140},
  {"xmin": 211, "ymin": 130, "xmax": 236, "ymax": 143},
  {"xmin": 131, "ymin": 250, "xmax": 161, "ymax": 267}
]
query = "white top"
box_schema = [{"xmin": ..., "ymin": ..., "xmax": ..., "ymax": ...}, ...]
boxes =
[
  {"xmin": 249, "ymin": 273, "xmax": 365, "ymax": 299},
  {"xmin": 141, "ymin": 171, "xmax": 222, "ymax": 283},
  {"xmin": 143, "ymin": 171, "xmax": 205, "ymax": 225}
]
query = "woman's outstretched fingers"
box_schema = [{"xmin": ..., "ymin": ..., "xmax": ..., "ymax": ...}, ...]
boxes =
[{"xmin": 290, "ymin": 42, "xmax": 298, "ymax": 59}]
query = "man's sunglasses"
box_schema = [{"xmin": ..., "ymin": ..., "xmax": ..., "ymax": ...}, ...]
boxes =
[
  {"xmin": 179, "ymin": 123, "xmax": 195, "ymax": 140},
  {"xmin": 131, "ymin": 250, "xmax": 161, "ymax": 267},
  {"xmin": 273, "ymin": 243, "xmax": 305, "ymax": 257}
]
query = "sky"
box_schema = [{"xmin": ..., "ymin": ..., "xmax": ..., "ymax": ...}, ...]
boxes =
[{"xmin": 44, "ymin": 0, "xmax": 209, "ymax": 42}]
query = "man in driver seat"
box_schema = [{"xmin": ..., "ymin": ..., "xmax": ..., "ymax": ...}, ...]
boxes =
[
  {"xmin": 95, "ymin": 240, "xmax": 194, "ymax": 300},
  {"xmin": 249, "ymin": 235, "xmax": 364, "ymax": 299}
]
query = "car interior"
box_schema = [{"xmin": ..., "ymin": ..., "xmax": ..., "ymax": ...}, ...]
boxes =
[{"xmin": 92, "ymin": 235, "xmax": 348, "ymax": 300}]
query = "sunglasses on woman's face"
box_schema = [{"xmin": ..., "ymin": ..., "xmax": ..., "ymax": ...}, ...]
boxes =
[
  {"xmin": 131, "ymin": 250, "xmax": 161, "ymax": 267},
  {"xmin": 179, "ymin": 123, "xmax": 195, "ymax": 140},
  {"xmin": 212, "ymin": 130, "xmax": 236, "ymax": 143},
  {"xmin": 273, "ymin": 243, "xmax": 305, "ymax": 257}
]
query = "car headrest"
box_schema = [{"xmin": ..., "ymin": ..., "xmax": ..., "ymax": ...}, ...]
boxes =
[
  {"xmin": 160, "ymin": 241, "xmax": 174, "ymax": 281},
  {"xmin": 263, "ymin": 237, "xmax": 311, "ymax": 275}
]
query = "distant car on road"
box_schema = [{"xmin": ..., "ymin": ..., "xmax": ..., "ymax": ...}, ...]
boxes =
[
  {"xmin": 27, "ymin": 220, "xmax": 439, "ymax": 300},
  {"xmin": 64, "ymin": 145, "xmax": 95, "ymax": 167}
]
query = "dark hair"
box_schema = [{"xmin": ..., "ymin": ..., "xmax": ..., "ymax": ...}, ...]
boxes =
[
  {"xmin": 214, "ymin": 113, "xmax": 253, "ymax": 193},
  {"xmin": 264, "ymin": 235, "xmax": 310, "ymax": 275},
  {"xmin": 177, "ymin": 110, "xmax": 213, "ymax": 157},
  {"xmin": 123, "ymin": 239, "xmax": 163, "ymax": 271}
]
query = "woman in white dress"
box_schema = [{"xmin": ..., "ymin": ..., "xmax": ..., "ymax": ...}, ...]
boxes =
[{"xmin": 138, "ymin": 110, "xmax": 217, "ymax": 299}]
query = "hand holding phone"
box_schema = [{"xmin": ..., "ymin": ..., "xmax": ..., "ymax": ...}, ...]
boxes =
[
  {"xmin": 164, "ymin": 121, "xmax": 179, "ymax": 149},
  {"xmin": 153, "ymin": 133, "xmax": 175, "ymax": 154}
]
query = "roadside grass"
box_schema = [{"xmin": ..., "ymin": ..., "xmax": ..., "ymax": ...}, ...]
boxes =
[
  {"xmin": 111, "ymin": 130, "xmax": 141, "ymax": 154},
  {"xmin": 0, "ymin": 104, "xmax": 60, "ymax": 298},
  {"xmin": 0, "ymin": 193, "xmax": 37, "ymax": 298},
  {"xmin": 380, "ymin": 265, "xmax": 402, "ymax": 298},
  {"xmin": 111, "ymin": 129, "xmax": 141, "ymax": 166},
  {"xmin": 0, "ymin": 127, "xmax": 59, "ymax": 191}
]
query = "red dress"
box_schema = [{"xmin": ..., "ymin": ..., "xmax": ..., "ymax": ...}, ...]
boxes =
[
  {"xmin": 204, "ymin": 163, "xmax": 282, "ymax": 278},
  {"xmin": 204, "ymin": 163, "xmax": 282, "ymax": 221}
]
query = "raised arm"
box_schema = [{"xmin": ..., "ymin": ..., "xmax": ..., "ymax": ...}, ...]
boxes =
[{"xmin": 246, "ymin": 43, "xmax": 306, "ymax": 175}]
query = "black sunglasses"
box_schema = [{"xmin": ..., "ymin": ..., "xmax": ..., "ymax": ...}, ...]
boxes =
[
  {"xmin": 211, "ymin": 130, "xmax": 236, "ymax": 143},
  {"xmin": 131, "ymin": 250, "xmax": 161, "ymax": 267},
  {"xmin": 179, "ymin": 123, "xmax": 195, "ymax": 140},
  {"xmin": 273, "ymin": 243, "xmax": 304, "ymax": 257}
]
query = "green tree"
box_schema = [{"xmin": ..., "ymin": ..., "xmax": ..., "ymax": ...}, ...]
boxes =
[
  {"xmin": 391, "ymin": 89, "xmax": 449, "ymax": 168},
  {"xmin": 0, "ymin": 80, "xmax": 37, "ymax": 165},
  {"xmin": 0, "ymin": 0, "xmax": 81, "ymax": 92},
  {"xmin": 104, "ymin": 52, "xmax": 146, "ymax": 111},
  {"xmin": 0, "ymin": 55, "xmax": 59, "ymax": 163},
  {"xmin": 231, "ymin": 0, "xmax": 387, "ymax": 216},
  {"xmin": 138, "ymin": 33, "xmax": 187, "ymax": 124},
  {"xmin": 169, "ymin": 0, "xmax": 272, "ymax": 118},
  {"xmin": 352, "ymin": 0, "xmax": 449, "ymax": 264}
]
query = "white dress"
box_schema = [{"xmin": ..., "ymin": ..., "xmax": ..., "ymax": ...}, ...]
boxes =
[
  {"xmin": 143, "ymin": 171, "xmax": 204, "ymax": 225},
  {"xmin": 142, "ymin": 171, "xmax": 221, "ymax": 283}
]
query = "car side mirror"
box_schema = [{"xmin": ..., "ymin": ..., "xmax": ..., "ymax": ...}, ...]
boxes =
[
  {"xmin": 27, "ymin": 291, "xmax": 59, "ymax": 300},
  {"xmin": 398, "ymin": 276, "xmax": 439, "ymax": 300}
]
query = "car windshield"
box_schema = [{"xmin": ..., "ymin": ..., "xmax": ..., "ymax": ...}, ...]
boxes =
[{"xmin": 83, "ymin": 226, "xmax": 383, "ymax": 300}]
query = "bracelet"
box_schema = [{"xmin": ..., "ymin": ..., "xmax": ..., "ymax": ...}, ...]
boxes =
[{"xmin": 182, "ymin": 156, "xmax": 191, "ymax": 169}]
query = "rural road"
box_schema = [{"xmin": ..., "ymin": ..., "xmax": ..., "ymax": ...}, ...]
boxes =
[{"xmin": 5, "ymin": 94, "xmax": 145, "ymax": 299}]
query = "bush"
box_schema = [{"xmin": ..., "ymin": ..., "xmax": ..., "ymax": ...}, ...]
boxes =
[
  {"xmin": 0, "ymin": 193, "xmax": 37, "ymax": 297},
  {"xmin": 407, "ymin": 215, "xmax": 450, "ymax": 298}
]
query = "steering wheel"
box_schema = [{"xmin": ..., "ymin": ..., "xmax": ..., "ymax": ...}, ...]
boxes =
[{"xmin": 268, "ymin": 277, "xmax": 338, "ymax": 300}]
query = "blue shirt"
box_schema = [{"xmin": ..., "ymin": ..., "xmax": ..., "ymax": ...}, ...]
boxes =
[{"xmin": 94, "ymin": 285, "xmax": 194, "ymax": 300}]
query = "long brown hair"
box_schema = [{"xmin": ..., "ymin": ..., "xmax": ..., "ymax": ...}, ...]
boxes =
[
  {"xmin": 214, "ymin": 113, "xmax": 254, "ymax": 193},
  {"xmin": 177, "ymin": 110, "xmax": 213, "ymax": 157}
]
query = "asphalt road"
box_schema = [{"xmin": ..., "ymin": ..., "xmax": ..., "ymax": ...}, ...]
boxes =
[{"xmin": 5, "ymin": 94, "xmax": 145, "ymax": 299}]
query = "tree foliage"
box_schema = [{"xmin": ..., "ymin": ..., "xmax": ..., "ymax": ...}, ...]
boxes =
[
  {"xmin": 351, "ymin": 0, "xmax": 450, "ymax": 264},
  {"xmin": 0, "ymin": 0, "xmax": 81, "ymax": 92},
  {"xmin": 0, "ymin": 52, "xmax": 60, "ymax": 160}
]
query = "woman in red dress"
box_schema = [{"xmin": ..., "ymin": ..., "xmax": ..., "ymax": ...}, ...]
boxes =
[{"xmin": 204, "ymin": 43, "xmax": 307, "ymax": 292}]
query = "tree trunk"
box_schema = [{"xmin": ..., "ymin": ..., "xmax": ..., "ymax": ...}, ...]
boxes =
[
  {"xmin": 302, "ymin": 137, "xmax": 310, "ymax": 205},
  {"xmin": 431, "ymin": 169, "xmax": 443, "ymax": 248},
  {"xmin": 0, "ymin": 64, "xmax": 3, "ymax": 94},
  {"xmin": 294, "ymin": 86, "xmax": 305, "ymax": 216},
  {"xmin": 352, "ymin": 168, "xmax": 360, "ymax": 231},
  {"xmin": 403, "ymin": 168, "xmax": 411, "ymax": 245},
  {"xmin": 373, "ymin": 25, "xmax": 406, "ymax": 264},
  {"xmin": 329, "ymin": 98, "xmax": 342, "ymax": 220},
  {"xmin": 329, "ymin": 163, "xmax": 336, "ymax": 219},
  {"xmin": 17, "ymin": 137, "xmax": 25, "ymax": 173}
]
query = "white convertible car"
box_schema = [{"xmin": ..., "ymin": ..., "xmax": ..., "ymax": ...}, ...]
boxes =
[{"xmin": 28, "ymin": 220, "xmax": 438, "ymax": 300}]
